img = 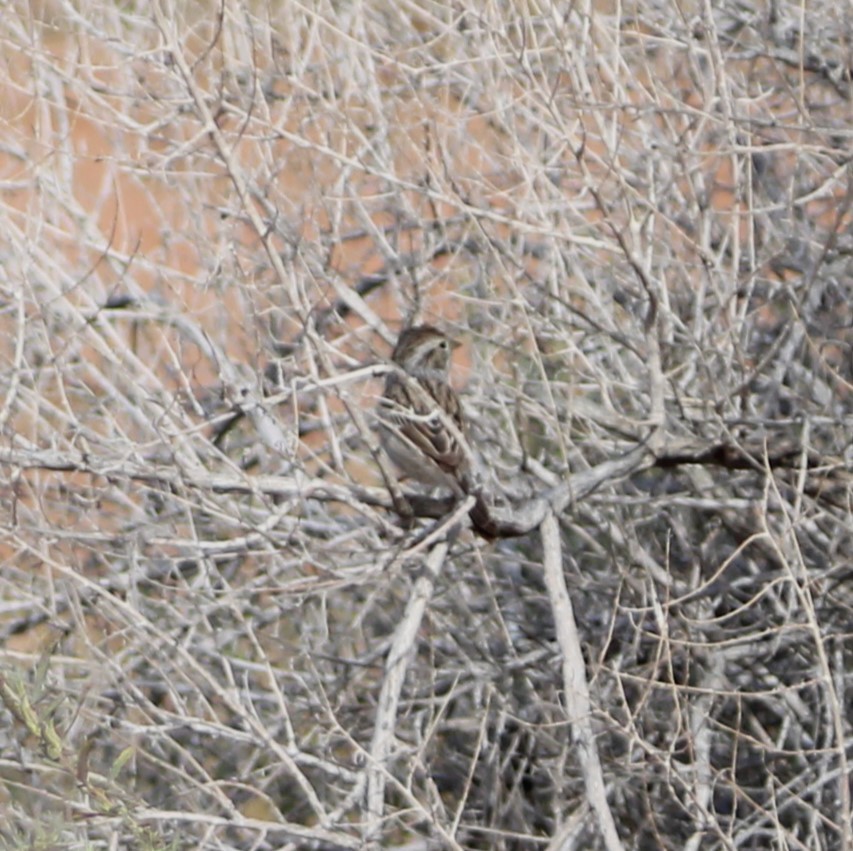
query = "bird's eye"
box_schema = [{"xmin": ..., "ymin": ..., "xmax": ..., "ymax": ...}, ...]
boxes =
[{"xmin": 439, "ymin": 340, "xmax": 448, "ymax": 349}]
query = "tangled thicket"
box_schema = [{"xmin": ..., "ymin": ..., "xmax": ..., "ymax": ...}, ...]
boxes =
[{"xmin": 0, "ymin": 2, "xmax": 851, "ymax": 849}]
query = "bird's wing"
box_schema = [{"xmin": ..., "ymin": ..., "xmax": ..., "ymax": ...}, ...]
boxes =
[{"xmin": 381, "ymin": 376, "xmax": 464, "ymax": 473}]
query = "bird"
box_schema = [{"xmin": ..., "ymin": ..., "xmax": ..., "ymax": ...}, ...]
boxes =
[{"xmin": 378, "ymin": 325, "xmax": 468, "ymax": 496}]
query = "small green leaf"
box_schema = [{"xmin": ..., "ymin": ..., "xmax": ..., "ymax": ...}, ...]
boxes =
[{"xmin": 110, "ymin": 746, "xmax": 136, "ymax": 781}]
